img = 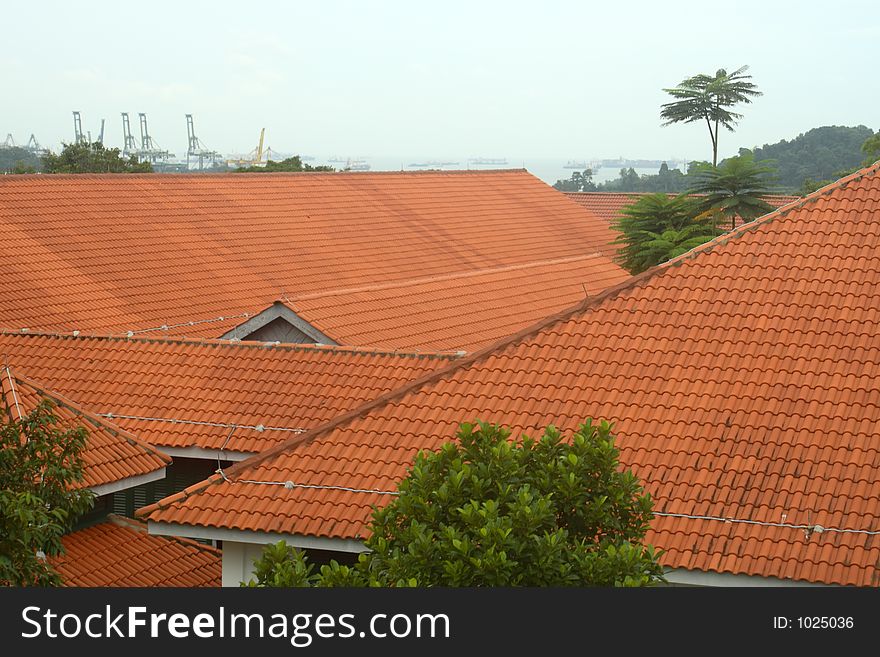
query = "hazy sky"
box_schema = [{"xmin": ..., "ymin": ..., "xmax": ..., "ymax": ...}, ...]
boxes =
[{"xmin": 3, "ymin": 0, "xmax": 878, "ymax": 161}]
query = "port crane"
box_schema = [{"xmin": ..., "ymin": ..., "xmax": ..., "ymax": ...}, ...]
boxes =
[
  {"xmin": 226, "ymin": 128, "xmax": 270, "ymax": 168},
  {"xmin": 185, "ymin": 114, "xmax": 220, "ymax": 170}
]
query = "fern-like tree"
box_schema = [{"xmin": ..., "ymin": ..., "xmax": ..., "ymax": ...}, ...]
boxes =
[
  {"xmin": 661, "ymin": 66, "xmax": 762, "ymax": 167},
  {"xmin": 612, "ymin": 193, "xmax": 721, "ymax": 274},
  {"xmin": 0, "ymin": 400, "xmax": 94, "ymax": 586},
  {"xmin": 245, "ymin": 420, "xmax": 663, "ymax": 587},
  {"xmin": 688, "ymin": 153, "xmax": 776, "ymax": 230}
]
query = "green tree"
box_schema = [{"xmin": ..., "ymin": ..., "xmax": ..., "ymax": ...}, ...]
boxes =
[
  {"xmin": 612, "ymin": 193, "xmax": 721, "ymax": 274},
  {"xmin": 0, "ymin": 400, "xmax": 94, "ymax": 586},
  {"xmin": 744, "ymin": 125, "xmax": 874, "ymax": 192},
  {"xmin": 42, "ymin": 142, "xmax": 153, "ymax": 173},
  {"xmin": 11, "ymin": 162, "xmax": 38, "ymax": 174},
  {"xmin": 0, "ymin": 146, "xmax": 42, "ymax": 173},
  {"xmin": 862, "ymin": 133, "xmax": 880, "ymax": 162},
  {"xmin": 553, "ymin": 168, "xmax": 596, "ymax": 192},
  {"xmin": 661, "ymin": 66, "xmax": 762, "ymax": 167},
  {"xmin": 594, "ymin": 164, "xmax": 695, "ymax": 193},
  {"xmin": 688, "ymin": 153, "xmax": 776, "ymax": 230},
  {"xmin": 246, "ymin": 420, "xmax": 663, "ymax": 587},
  {"xmin": 234, "ymin": 156, "xmax": 334, "ymax": 173}
]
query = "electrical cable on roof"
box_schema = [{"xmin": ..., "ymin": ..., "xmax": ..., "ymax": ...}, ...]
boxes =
[
  {"xmin": 121, "ymin": 310, "xmax": 253, "ymax": 337},
  {"xmin": 96, "ymin": 412, "xmax": 307, "ymax": 435},
  {"xmin": 653, "ymin": 511, "xmax": 880, "ymax": 537},
  {"xmin": 3, "ymin": 365, "xmax": 23, "ymax": 421},
  {"xmin": 216, "ymin": 425, "xmax": 237, "ymax": 483},
  {"xmin": 235, "ymin": 478, "xmax": 400, "ymax": 496}
]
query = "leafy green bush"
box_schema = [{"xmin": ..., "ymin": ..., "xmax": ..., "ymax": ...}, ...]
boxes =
[
  {"xmin": 245, "ymin": 420, "xmax": 663, "ymax": 587},
  {"xmin": 0, "ymin": 400, "xmax": 94, "ymax": 586}
]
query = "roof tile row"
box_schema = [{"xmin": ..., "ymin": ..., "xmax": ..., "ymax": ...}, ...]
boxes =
[
  {"xmin": 145, "ymin": 161, "xmax": 880, "ymax": 586},
  {"xmin": 0, "ymin": 333, "xmax": 458, "ymax": 454},
  {"xmin": 53, "ymin": 515, "xmax": 220, "ymax": 587},
  {"xmin": 2, "ymin": 370, "xmax": 169, "ymax": 490},
  {"xmin": 0, "ymin": 171, "xmax": 624, "ymax": 350}
]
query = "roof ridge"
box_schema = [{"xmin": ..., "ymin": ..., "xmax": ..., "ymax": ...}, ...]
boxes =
[
  {"xmin": 288, "ymin": 252, "xmax": 610, "ymax": 302},
  {"xmin": 104, "ymin": 514, "xmax": 221, "ymax": 554},
  {"xmin": 564, "ymin": 191, "xmax": 800, "ymax": 199},
  {"xmin": 184, "ymin": 159, "xmax": 880, "ymax": 483},
  {"xmin": 1, "ymin": 169, "xmax": 530, "ymax": 181},
  {"xmin": 654, "ymin": 158, "xmax": 880, "ymax": 269},
  {"xmin": 138, "ymin": 473, "xmax": 224, "ymax": 520},
  {"xmin": 0, "ymin": 329, "xmax": 463, "ymax": 359},
  {"xmin": 9, "ymin": 370, "xmax": 171, "ymax": 466}
]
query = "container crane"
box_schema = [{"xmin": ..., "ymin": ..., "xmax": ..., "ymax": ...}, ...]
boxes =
[
  {"xmin": 185, "ymin": 114, "xmax": 220, "ymax": 170},
  {"xmin": 72, "ymin": 111, "xmax": 87, "ymax": 144},
  {"xmin": 121, "ymin": 113, "xmax": 138, "ymax": 157},
  {"xmin": 136, "ymin": 113, "xmax": 172, "ymax": 163}
]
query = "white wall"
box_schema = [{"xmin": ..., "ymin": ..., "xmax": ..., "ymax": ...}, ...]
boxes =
[{"xmin": 222, "ymin": 541, "xmax": 267, "ymax": 587}]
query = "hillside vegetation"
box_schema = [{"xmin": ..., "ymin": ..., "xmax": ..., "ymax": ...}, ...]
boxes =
[{"xmin": 739, "ymin": 125, "xmax": 875, "ymax": 192}]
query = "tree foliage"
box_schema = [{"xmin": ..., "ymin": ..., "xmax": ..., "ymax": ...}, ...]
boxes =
[
  {"xmin": 661, "ymin": 66, "xmax": 762, "ymax": 166},
  {"xmin": 246, "ymin": 420, "xmax": 663, "ymax": 587},
  {"xmin": 0, "ymin": 146, "xmax": 42, "ymax": 174},
  {"xmin": 42, "ymin": 142, "xmax": 153, "ymax": 174},
  {"xmin": 612, "ymin": 193, "xmax": 721, "ymax": 274},
  {"xmin": 0, "ymin": 400, "xmax": 94, "ymax": 586},
  {"xmin": 741, "ymin": 125, "xmax": 875, "ymax": 193},
  {"xmin": 234, "ymin": 156, "xmax": 334, "ymax": 173},
  {"xmin": 688, "ymin": 153, "xmax": 776, "ymax": 230},
  {"xmin": 863, "ymin": 133, "xmax": 880, "ymax": 162},
  {"xmin": 555, "ymin": 162, "xmax": 713, "ymax": 194},
  {"xmin": 553, "ymin": 168, "xmax": 597, "ymax": 192}
]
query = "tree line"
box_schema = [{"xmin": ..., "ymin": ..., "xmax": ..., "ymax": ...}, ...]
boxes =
[
  {"xmin": 0, "ymin": 142, "xmax": 335, "ymax": 174},
  {"xmin": 556, "ymin": 125, "xmax": 878, "ymax": 195}
]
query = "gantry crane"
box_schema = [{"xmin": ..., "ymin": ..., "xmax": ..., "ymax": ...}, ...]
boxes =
[
  {"xmin": 185, "ymin": 114, "xmax": 220, "ymax": 170},
  {"xmin": 72, "ymin": 111, "xmax": 87, "ymax": 144},
  {"xmin": 25, "ymin": 134, "xmax": 48, "ymax": 156},
  {"xmin": 121, "ymin": 113, "xmax": 138, "ymax": 157},
  {"xmin": 137, "ymin": 113, "xmax": 172, "ymax": 163}
]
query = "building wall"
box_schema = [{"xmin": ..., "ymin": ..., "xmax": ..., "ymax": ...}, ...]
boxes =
[
  {"xmin": 221, "ymin": 541, "xmax": 359, "ymax": 587},
  {"xmin": 223, "ymin": 541, "xmax": 264, "ymax": 587}
]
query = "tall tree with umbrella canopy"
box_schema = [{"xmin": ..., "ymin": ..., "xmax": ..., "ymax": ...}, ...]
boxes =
[{"xmin": 661, "ymin": 66, "xmax": 762, "ymax": 167}]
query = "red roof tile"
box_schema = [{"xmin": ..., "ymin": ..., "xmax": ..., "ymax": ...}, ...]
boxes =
[
  {"xmin": 564, "ymin": 192, "xmax": 800, "ymax": 223},
  {"xmin": 144, "ymin": 162, "xmax": 880, "ymax": 586},
  {"xmin": 53, "ymin": 515, "xmax": 219, "ymax": 587},
  {"xmin": 0, "ymin": 171, "xmax": 624, "ymax": 349},
  {"xmin": 0, "ymin": 333, "xmax": 458, "ymax": 454},
  {"xmin": 1, "ymin": 369, "xmax": 169, "ymax": 491},
  {"xmin": 282, "ymin": 253, "xmax": 627, "ymax": 350}
]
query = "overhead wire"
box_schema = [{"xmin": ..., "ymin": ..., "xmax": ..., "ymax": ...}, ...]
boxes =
[
  {"xmin": 96, "ymin": 411, "xmax": 308, "ymax": 435},
  {"xmin": 122, "ymin": 311, "xmax": 253, "ymax": 337},
  {"xmin": 235, "ymin": 478, "xmax": 400, "ymax": 496},
  {"xmin": 653, "ymin": 511, "xmax": 880, "ymax": 536},
  {"xmin": 4, "ymin": 365, "xmax": 23, "ymax": 420}
]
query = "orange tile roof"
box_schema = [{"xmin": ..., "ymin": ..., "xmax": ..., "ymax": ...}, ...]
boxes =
[
  {"xmin": 144, "ymin": 161, "xmax": 880, "ymax": 586},
  {"xmin": 0, "ymin": 332, "xmax": 458, "ymax": 454},
  {"xmin": 0, "ymin": 170, "xmax": 623, "ymax": 349},
  {"xmin": 564, "ymin": 192, "xmax": 800, "ymax": 223},
  {"xmin": 281, "ymin": 253, "xmax": 628, "ymax": 351},
  {"xmin": 53, "ymin": 515, "xmax": 220, "ymax": 587},
  {"xmin": 1, "ymin": 369, "xmax": 169, "ymax": 491}
]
